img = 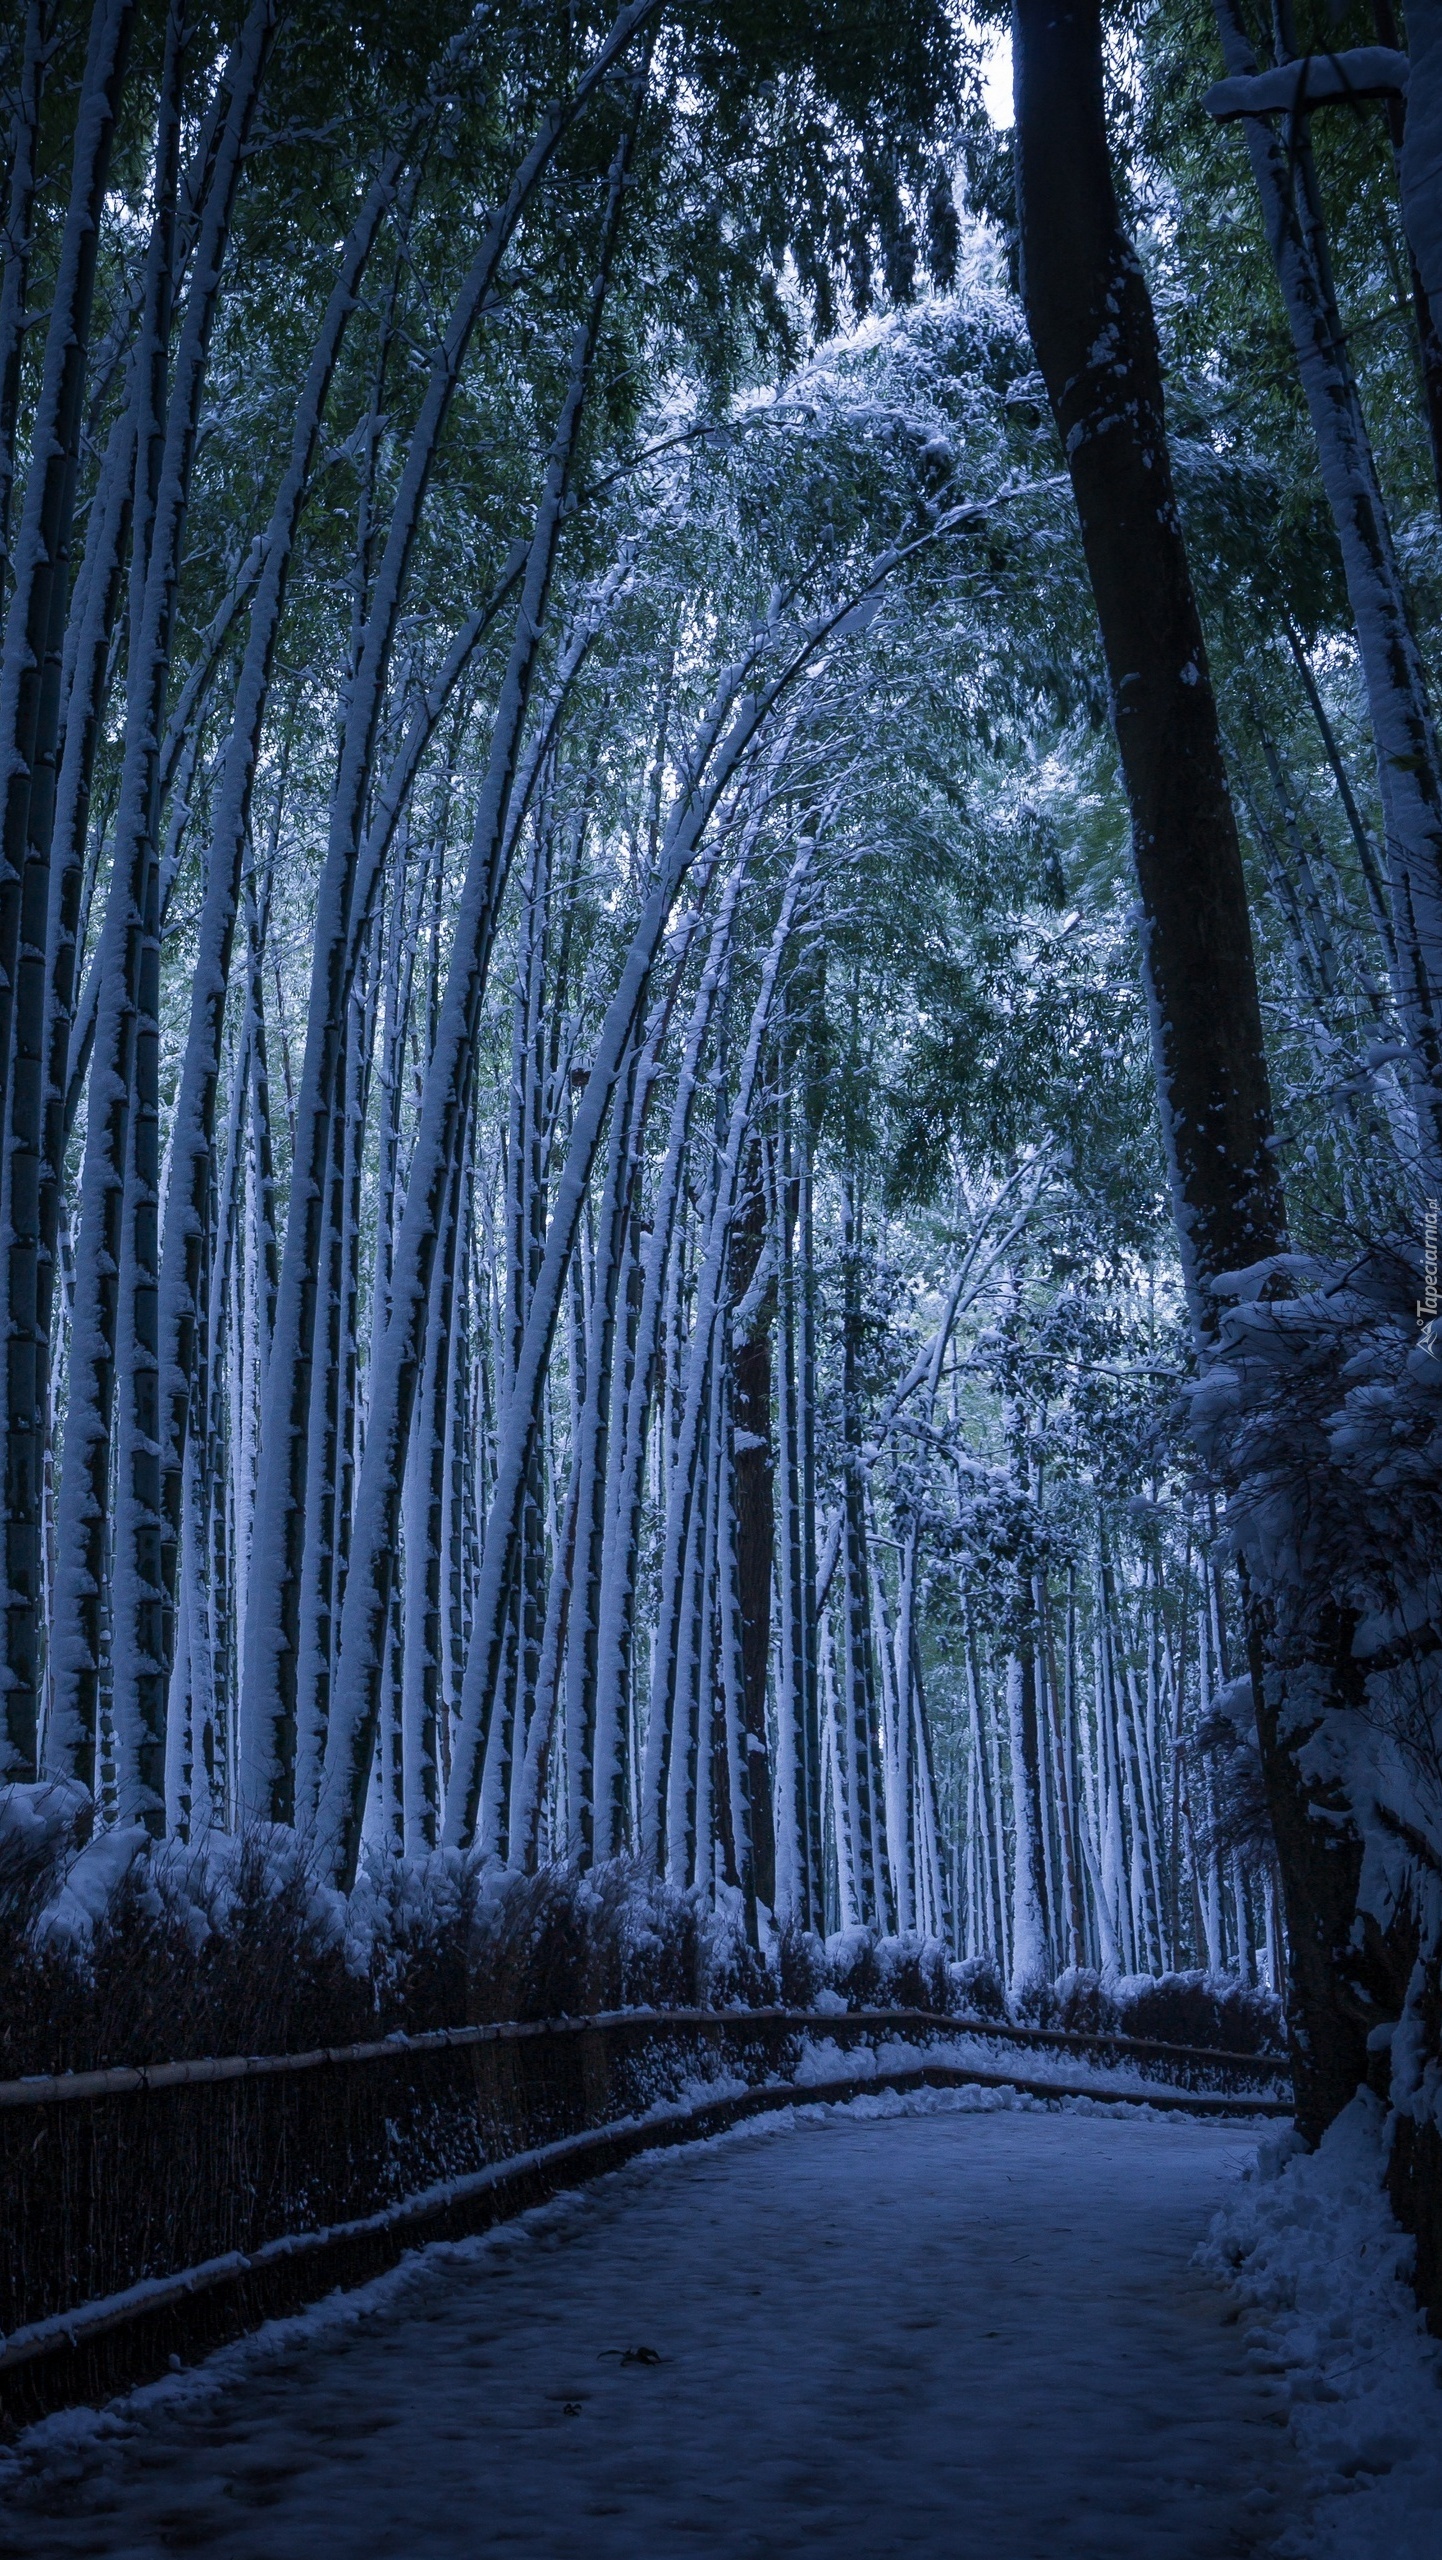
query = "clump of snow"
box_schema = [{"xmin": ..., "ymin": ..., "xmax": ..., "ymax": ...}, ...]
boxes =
[
  {"xmin": 35, "ymin": 1826, "xmax": 149, "ymax": 1950},
  {"xmin": 0, "ymin": 1778, "xmax": 90, "ymax": 1861},
  {"xmin": 0, "ymin": 1778, "xmax": 92, "ymax": 1935},
  {"xmin": 1200, "ymin": 2090, "xmax": 1442, "ymax": 2558},
  {"xmin": 948, "ymin": 1951, "xmax": 1009, "ymax": 2020}
]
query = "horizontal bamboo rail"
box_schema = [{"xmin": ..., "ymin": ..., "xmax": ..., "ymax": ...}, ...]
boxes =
[{"xmin": 0, "ymin": 2004, "xmax": 1290, "ymax": 2109}]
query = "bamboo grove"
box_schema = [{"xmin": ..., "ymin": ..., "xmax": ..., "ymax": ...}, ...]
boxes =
[{"xmin": 3, "ymin": 0, "xmax": 1440, "ymax": 2028}]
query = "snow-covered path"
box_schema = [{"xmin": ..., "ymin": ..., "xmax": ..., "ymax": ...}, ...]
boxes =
[{"xmin": 0, "ymin": 2100, "xmax": 1304, "ymax": 2558}]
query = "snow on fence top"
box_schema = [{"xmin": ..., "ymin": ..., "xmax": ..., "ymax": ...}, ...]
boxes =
[{"xmin": 0, "ymin": 2004, "xmax": 1291, "ymax": 2112}]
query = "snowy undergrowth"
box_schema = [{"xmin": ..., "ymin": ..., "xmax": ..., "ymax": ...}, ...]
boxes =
[{"xmin": 1201, "ymin": 2090, "xmax": 1442, "ymax": 2560}]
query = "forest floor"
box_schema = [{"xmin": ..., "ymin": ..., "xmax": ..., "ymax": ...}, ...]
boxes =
[{"xmin": 0, "ymin": 2089, "xmax": 1425, "ymax": 2559}]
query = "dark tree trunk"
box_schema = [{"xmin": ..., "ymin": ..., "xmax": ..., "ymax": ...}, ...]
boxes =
[
  {"xmin": 1013, "ymin": 0, "xmax": 1280, "ymax": 1318},
  {"xmin": 1013, "ymin": 0, "xmax": 1369, "ymax": 2139},
  {"xmin": 1244, "ymin": 1592, "xmax": 1389, "ymax": 2134}
]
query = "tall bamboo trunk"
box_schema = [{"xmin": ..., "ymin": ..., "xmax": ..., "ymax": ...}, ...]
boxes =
[
  {"xmin": 729, "ymin": 1146, "xmax": 776, "ymax": 1913},
  {"xmin": 840, "ymin": 1174, "xmax": 884, "ymax": 1929},
  {"xmin": 0, "ymin": 0, "xmax": 135, "ymax": 1779}
]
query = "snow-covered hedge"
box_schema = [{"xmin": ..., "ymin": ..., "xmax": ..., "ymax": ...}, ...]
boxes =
[
  {"xmin": 1013, "ymin": 1962, "xmax": 1285, "ymax": 2053},
  {"xmin": 0, "ymin": 1795, "xmax": 956, "ymax": 2075},
  {"xmin": 0, "ymin": 1789, "xmax": 1287, "ymax": 2077}
]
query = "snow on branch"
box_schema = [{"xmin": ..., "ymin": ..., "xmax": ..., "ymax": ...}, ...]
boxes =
[{"xmin": 1204, "ymin": 48, "xmax": 1409, "ymax": 123}]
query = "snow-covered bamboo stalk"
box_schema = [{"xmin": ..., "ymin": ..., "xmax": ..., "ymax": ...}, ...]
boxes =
[
  {"xmin": 797, "ymin": 1132, "xmax": 823, "ymax": 1913},
  {"xmin": 665, "ymin": 1321, "xmax": 718, "ymax": 1882},
  {"xmin": 0, "ymin": 0, "xmax": 134, "ymax": 1778},
  {"xmin": 887, "ymin": 1520, "xmax": 920, "ymax": 1936},
  {"xmin": 177, "ymin": 987, "xmax": 252, "ymax": 1836},
  {"xmin": 401, "ymin": 1109, "xmax": 471, "ymax": 1852},
  {"xmin": 560, "ymin": 1031, "xmax": 640, "ymax": 1857},
  {"xmin": 53, "ymin": 0, "xmax": 276, "ymax": 1820},
  {"xmin": 1041, "ymin": 1580, "xmax": 1083, "ymax": 1968},
  {"xmin": 820, "ymin": 1608, "xmax": 856, "ymax": 1929},
  {"xmin": 510, "ymin": 1443, "xmax": 583, "ymax": 1870},
  {"xmin": 912, "ymin": 1649, "xmax": 946, "ymax": 1943},
  {"xmin": 772, "ymin": 1092, "xmax": 809, "ymax": 1920},
  {"xmin": 715, "ymin": 1357, "xmax": 755, "ymax": 1921},
  {"xmin": 963, "ymin": 1628, "xmax": 997, "ymax": 1955},
  {"xmin": 838, "ymin": 1168, "xmax": 888, "ymax": 1930},
  {"xmin": 1006, "ymin": 1652, "xmax": 1048, "ymax": 1994}
]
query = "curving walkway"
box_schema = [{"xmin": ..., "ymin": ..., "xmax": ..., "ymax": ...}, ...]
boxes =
[{"xmin": 0, "ymin": 2100, "xmax": 1305, "ymax": 2559}]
